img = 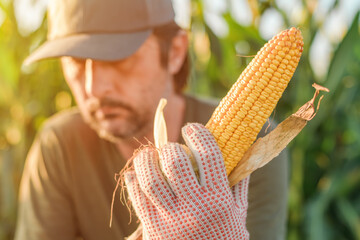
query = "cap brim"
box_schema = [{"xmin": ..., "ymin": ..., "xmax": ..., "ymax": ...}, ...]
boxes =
[{"xmin": 23, "ymin": 30, "xmax": 151, "ymax": 66}]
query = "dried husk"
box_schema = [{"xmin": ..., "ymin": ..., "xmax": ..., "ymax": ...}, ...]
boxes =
[{"xmin": 228, "ymin": 83, "xmax": 329, "ymax": 186}]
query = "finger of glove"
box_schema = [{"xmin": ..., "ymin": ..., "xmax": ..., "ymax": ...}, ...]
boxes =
[
  {"xmin": 182, "ymin": 123, "xmax": 228, "ymax": 189},
  {"xmin": 124, "ymin": 170, "xmax": 154, "ymax": 221},
  {"xmin": 232, "ymin": 175, "xmax": 250, "ymax": 208},
  {"xmin": 133, "ymin": 147, "xmax": 175, "ymax": 210},
  {"xmin": 159, "ymin": 143, "xmax": 200, "ymax": 198}
]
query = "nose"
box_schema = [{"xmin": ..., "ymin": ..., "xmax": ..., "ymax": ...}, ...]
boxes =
[{"xmin": 85, "ymin": 59, "xmax": 113, "ymax": 98}]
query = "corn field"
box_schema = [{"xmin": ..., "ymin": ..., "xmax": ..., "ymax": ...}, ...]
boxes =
[{"xmin": 1, "ymin": 0, "xmax": 359, "ymax": 239}]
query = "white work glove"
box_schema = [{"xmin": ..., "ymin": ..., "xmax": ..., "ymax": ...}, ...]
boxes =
[{"xmin": 124, "ymin": 123, "xmax": 249, "ymax": 239}]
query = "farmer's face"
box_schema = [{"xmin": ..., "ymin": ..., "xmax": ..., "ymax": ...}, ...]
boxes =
[{"xmin": 61, "ymin": 35, "xmax": 173, "ymax": 142}]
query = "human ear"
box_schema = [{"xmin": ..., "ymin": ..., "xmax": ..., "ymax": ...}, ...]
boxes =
[{"xmin": 168, "ymin": 30, "xmax": 188, "ymax": 75}]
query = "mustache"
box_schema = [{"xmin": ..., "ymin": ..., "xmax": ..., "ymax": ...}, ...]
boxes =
[{"xmin": 85, "ymin": 97, "xmax": 133, "ymax": 113}]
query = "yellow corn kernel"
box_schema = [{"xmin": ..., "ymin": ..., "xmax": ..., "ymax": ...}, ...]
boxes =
[{"xmin": 206, "ymin": 27, "xmax": 303, "ymax": 175}]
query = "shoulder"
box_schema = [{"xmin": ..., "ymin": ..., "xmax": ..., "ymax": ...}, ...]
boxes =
[
  {"xmin": 24, "ymin": 108, "xmax": 94, "ymax": 189},
  {"xmin": 38, "ymin": 107, "xmax": 99, "ymax": 147},
  {"xmin": 31, "ymin": 107, "xmax": 111, "ymax": 172},
  {"xmin": 184, "ymin": 94, "xmax": 220, "ymax": 125},
  {"xmin": 183, "ymin": 94, "xmax": 279, "ymax": 137},
  {"xmin": 41, "ymin": 107, "xmax": 85, "ymax": 133}
]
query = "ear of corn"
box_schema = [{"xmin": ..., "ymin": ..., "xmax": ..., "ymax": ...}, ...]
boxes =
[{"xmin": 206, "ymin": 27, "xmax": 304, "ymax": 175}]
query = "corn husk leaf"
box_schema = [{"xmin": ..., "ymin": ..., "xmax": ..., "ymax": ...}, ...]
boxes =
[{"xmin": 228, "ymin": 83, "xmax": 329, "ymax": 186}]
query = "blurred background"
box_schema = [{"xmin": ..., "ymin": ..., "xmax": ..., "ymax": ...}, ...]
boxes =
[{"xmin": 0, "ymin": 0, "xmax": 359, "ymax": 239}]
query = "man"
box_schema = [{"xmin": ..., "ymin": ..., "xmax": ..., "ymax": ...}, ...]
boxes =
[{"xmin": 15, "ymin": 0, "xmax": 288, "ymax": 239}]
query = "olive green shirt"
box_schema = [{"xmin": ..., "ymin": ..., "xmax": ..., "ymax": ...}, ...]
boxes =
[{"xmin": 15, "ymin": 95, "xmax": 288, "ymax": 240}]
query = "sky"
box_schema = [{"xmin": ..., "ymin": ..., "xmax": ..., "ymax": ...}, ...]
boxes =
[{"xmin": 3, "ymin": 0, "xmax": 360, "ymax": 80}]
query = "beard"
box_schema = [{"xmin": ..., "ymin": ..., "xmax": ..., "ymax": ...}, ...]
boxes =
[{"xmin": 82, "ymin": 96, "xmax": 153, "ymax": 143}]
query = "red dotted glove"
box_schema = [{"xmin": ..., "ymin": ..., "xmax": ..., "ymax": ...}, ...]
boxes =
[{"xmin": 124, "ymin": 123, "xmax": 249, "ymax": 239}]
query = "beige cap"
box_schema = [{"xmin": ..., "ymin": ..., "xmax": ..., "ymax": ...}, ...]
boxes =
[{"xmin": 24, "ymin": 0, "xmax": 175, "ymax": 65}]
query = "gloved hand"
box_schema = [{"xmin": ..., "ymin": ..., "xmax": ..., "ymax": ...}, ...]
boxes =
[{"xmin": 124, "ymin": 123, "xmax": 250, "ymax": 240}]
